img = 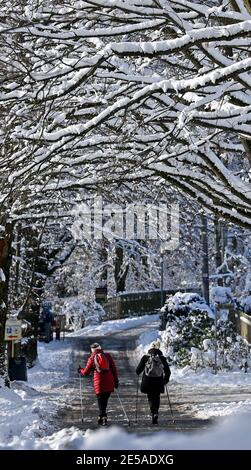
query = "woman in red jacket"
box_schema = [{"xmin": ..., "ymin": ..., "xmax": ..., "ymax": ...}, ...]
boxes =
[{"xmin": 78, "ymin": 342, "xmax": 118, "ymax": 425}]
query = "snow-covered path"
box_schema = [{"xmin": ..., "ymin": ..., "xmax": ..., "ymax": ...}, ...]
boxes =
[
  {"xmin": 1, "ymin": 314, "xmax": 251, "ymax": 449},
  {"xmin": 56, "ymin": 322, "xmax": 215, "ymax": 435}
]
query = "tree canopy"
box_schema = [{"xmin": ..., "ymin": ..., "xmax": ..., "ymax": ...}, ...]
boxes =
[{"xmin": 0, "ymin": 0, "xmax": 250, "ymax": 227}]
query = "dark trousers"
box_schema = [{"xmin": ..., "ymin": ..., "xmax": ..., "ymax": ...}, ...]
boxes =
[
  {"xmin": 97, "ymin": 392, "xmax": 111, "ymax": 417},
  {"xmin": 147, "ymin": 391, "xmax": 160, "ymax": 415},
  {"xmin": 44, "ymin": 322, "xmax": 51, "ymax": 343}
]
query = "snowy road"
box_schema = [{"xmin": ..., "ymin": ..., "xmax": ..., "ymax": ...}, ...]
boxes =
[
  {"xmin": 55, "ymin": 324, "xmax": 213, "ymax": 434},
  {"xmin": 2, "ymin": 315, "xmax": 251, "ymax": 449}
]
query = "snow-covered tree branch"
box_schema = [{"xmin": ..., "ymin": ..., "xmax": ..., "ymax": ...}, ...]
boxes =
[{"xmin": 0, "ymin": 0, "xmax": 250, "ymax": 227}]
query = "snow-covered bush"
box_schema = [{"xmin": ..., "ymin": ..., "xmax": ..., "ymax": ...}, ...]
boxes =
[
  {"xmin": 54, "ymin": 298, "xmax": 105, "ymax": 331},
  {"xmin": 210, "ymin": 319, "xmax": 249, "ymax": 372},
  {"xmin": 211, "ymin": 287, "xmax": 233, "ymax": 305},
  {"xmin": 56, "ymin": 298, "xmax": 86, "ymax": 331},
  {"xmin": 160, "ymin": 292, "xmax": 214, "ymax": 329},
  {"xmin": 161, "ymin": 296, "xmax": 214, "ymax": 368},
  {"xmin": 161, "ymin": 292, "xmax": 251, "ymax": 371},
  {"xmin": 84, "ymin": 303, "xmax": 106, "ymax": 327},
  {"xmin": 238, "ymin": 295, "xmax": 251, "ymax": 315}
]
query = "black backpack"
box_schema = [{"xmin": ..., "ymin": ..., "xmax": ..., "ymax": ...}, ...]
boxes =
[{"xmin": 144, "ymin": 354, "xmax": 164, "ymax": 377}]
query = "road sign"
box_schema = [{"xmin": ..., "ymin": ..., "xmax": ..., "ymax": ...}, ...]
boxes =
[{"xmin": 4, "ymin": 319, "xmax": 22, "ymax": 341}]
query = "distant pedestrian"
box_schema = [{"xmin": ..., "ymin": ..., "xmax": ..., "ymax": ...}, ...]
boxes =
[
  {"xmin": 41, "ymin": 301, "xmax": 53, "ymax": 343},
  {"xmin": 55, "ymin": 316, "xmax": 61, "ymax": 340},
  {"xmin": 78, "ymin": 343, "xmax": 118, "ymax": 425},
  {"xmin": 136, "ymin": 340, "xmax": 171, "ymax": 425}
]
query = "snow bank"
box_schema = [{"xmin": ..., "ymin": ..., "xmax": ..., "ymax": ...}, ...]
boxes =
[
  {"xmin": 28, "ymin": 340, "xmax": 72, "ymax": 390},
  {"xmin": 172, "ymin": 367, "xmax": 251, "ymax": 386},
  {"xmin": 0, "ymin": 383, "xmax": 55, "ymax": 444},
  {"xmin": 1, "ymin": 413, "xmax": 251, "ymax": 450},
  {"xmin": 67, "ymin": 314, "xmax": 160, "ymax": 337},
  {"xmin": 0, "ymin": 340, "xmax": 73, "ymax": 447}
]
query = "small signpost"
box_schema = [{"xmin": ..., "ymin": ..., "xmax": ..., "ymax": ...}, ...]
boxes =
[
  {"xmin": 4, "ymin": 319, "xmax": 22, "ymax": 357},
  {"xmin": 4, "ymin": 318, "xmax": 27, "ymax": 381}
]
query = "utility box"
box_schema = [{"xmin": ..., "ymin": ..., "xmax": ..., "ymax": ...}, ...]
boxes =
[
  {"xmin": 8, "ymin": 356, "xmax": 27, "ymax": 381},
  {"xmin": 95, "ymin": 287, "xmax": 107, "ymax": 304}
]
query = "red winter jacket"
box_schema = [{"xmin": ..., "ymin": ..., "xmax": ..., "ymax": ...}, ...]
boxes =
[{"xmin": 80, "ymin": 349, "xmax": 118, "ymax": 395}]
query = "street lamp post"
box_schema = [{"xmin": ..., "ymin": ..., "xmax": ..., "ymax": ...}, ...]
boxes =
[
  {"xmin": 214, "ymin": 303, "xmax": 218, "ymax": 374},
  {"xmin": 160, "ymin": 252, "xmax": 164, "ymax": 308}
]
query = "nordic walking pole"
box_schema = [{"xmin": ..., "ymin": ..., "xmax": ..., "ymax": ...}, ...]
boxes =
[
  {"xmin": 135, "ymin": 375, "xmax": 139, "ymax": 423},
  {"xmin": 116, "ymin": 390, "xmax": 130, "ymax": 426},
  {"xmin": 79, "ymin": 373, "xmax": 84, "ymax": 423},
  {"xmin": 165, "ymin": 385, "xmax": 175, "ymax": 424}
]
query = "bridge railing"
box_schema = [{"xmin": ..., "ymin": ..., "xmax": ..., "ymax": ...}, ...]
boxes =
[
  {"xmin": 235, "ymin": 311, "xmax": 251, "ymax": 344},
  {"xmin": 102, "ymin": 288, "xmax": 201, "ymax": 320}
]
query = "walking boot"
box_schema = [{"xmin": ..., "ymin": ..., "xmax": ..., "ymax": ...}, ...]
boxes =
[
  {"xmin": 98, "ymin": 414, "xmax": 108, "ymax": 426},
  {"xmin": 98, "ymin": 416, "xmax": 103, "ymax": 425},
  {"xmin": 152, "ymin": 414, "xmax": 158, "ymax": 425}
]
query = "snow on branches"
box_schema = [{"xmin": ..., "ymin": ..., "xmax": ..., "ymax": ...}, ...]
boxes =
[{"xmin": 0, "ymin": 0, "xmax": 251, "ymax": 226}]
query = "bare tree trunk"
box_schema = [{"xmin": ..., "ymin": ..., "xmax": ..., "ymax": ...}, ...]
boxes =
[
  {"xmin": 98, "ymin": 240, "xmax": 108, "ymax": 286},
  {"xmin": 0, "ymin": 222, "xmax": 13, "ymax": 385},
  {"xmin": 14, "ymin": 223, "xmax": 22, "ymax": 295},
  {"xmin": 201, "ymin": 215, "xmax": 210, "ymax": 305},
  {"xmin": 18, "ymin": 222, "xmax": 48, "ymax": 366},
  {"xmin": 114, "ymin": 243, "xmax": 129, "ymax": 293},
  {"xmin": 214, "ymin": 217, "xmax": 223, "ymax": 287}
]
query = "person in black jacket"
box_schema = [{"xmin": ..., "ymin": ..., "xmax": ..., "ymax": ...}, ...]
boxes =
[{"xmin": 136, "ymin": 340, "xmax": 171, "ymax": 425}]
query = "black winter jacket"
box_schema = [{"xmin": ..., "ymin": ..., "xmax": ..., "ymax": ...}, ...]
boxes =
[{"xmin": 136, "ymin": 348, "xmax": 171, "ymax": 394}]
